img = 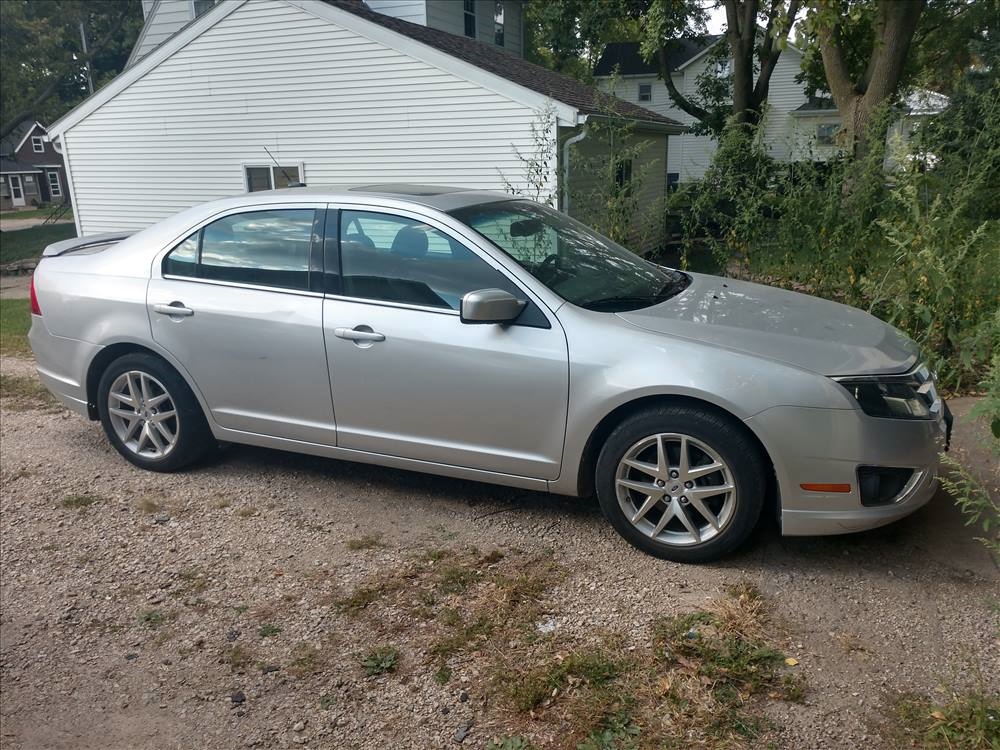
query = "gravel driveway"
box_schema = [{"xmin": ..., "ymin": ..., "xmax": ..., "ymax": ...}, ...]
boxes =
[{"xmin": 1, "ymin": 353, "xmax": 997, "ymax": 750}]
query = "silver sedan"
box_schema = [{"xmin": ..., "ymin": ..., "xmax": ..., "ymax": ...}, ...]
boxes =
[{"xmin": 29, "ymin": 185, "xmax": 951, "ymax": 561}]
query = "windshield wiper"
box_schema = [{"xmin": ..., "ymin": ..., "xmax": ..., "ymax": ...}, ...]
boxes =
[{"xmin": 582, "ymin": 273, "xmax": 691, "ymax": 311}]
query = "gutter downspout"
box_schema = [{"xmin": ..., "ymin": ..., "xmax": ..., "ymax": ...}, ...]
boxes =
[{"xmin": 562, "ymin": 124, "xmax": 588, "ymax": 214}]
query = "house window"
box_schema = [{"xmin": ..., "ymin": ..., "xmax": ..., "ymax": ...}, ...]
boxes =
[
  {"xmin": 816, "ymin": 123, "xmax": 839, "ymax": 146},
  {"xmin": 47, "ymin": 171, "xmax": 62, "ymax": 197},
  {"xmin": 463, "ymin": 0, "xmax": 476, "ymax": 38},
  {"xmin": 192, "ymin": 0, "xmax": 216, "ymax": 18},
  {"xmin": 24, "ymin": 175, "xmax": 34, "ymax": 184},
  {"xmin": 31, "ymin": 136, "xmax": 44, "ymax": 153},
  {"xmin": 494, "ymin": 1, "xmax": 504, "ymax": 46},
  {"xmin": 667, "ymin": 172, "xmax": 680, "ymax": 192},
  {"xmin": 638, "ymin": 83, "xmax": 652, "ymax": 102},
  {"xmin": 243, "ymin": 164, "xmax": 303, "ymax": 192},
  {"xmin": 715, "ymin": 58, "xmax": 732, "ymax": 77}
]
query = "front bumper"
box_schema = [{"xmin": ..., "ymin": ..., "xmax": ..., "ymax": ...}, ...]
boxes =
[{"xmin": 745, "ymin": 401, "xmax": 949, "ymax": 536}]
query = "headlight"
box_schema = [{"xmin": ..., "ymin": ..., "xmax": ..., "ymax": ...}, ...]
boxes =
[{"xmin": 834, "ymin": 365, "xmax": 939, "ymax": 420}]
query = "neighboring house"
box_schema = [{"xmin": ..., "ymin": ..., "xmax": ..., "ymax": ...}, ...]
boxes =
[
  {"xmin": 130, "ymin": 0, "xmax": 523, "ymax": 66},
  {"xmin": 0, "ymin": 120, "xmax": 70, "ymax": 211},
  {"xmin": 49, "ymin": 0, "xmax": 680, "ymax": 239},
  {"xmin": 595, "ymin": 38, "xmax": 813, "ymax": 183},
  {"xmin": 595, "ymin": 39, "xmax": 948, "ymax": 183}
]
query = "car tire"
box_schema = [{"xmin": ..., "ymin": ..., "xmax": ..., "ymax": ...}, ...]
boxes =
[
  {"xmin": 97, "ymin": 353, "xmax": 214, "ymax": 472},
  {"xmin": 595, "ymin": 405, "xmax": 767, "ymax": 563}
]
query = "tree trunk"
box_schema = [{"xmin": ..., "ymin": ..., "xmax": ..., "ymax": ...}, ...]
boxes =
[{"xmin": 818, "ymin": 0, "xmax": 926, "ymax": 161}]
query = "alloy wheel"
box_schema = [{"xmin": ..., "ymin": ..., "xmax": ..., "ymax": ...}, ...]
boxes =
[
  {"xmin": 106, "ymin": 370, "xmax": 180, "ymax": 459},
  {"xmin": 614, "ymin": 432, "xmax": 736, "ymax": 546}
]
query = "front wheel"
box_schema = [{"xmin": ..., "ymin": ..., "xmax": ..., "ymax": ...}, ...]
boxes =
[
  {"xmin": 97, "ymin": 353, "xmax": 214, "ymax": 472},
  {"xmin": 595, "ymin": 405, "xmax": 767, "ymax": 562}
]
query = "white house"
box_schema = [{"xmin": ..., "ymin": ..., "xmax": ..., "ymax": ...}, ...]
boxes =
[
  {"xmin": 49, "ymin": 0, "xmax": 681, "ymax": 237},
  {"xmin": 594, "ymin": 39, "xmax": 947, "ymax": 183}
]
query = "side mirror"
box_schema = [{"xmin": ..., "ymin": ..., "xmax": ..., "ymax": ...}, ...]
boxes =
[{"xmin": 460, "ymin": 288, "xmax": 526, "ymax": 325}]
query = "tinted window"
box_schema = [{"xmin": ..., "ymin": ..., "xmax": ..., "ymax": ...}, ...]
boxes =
[
  {"xmin": 162, "ymin": 209, "xmax": 315, "ymax": 290},
  {"xmin": 339, "ymin": 210, "xmax": 521, "ymax": 311}
]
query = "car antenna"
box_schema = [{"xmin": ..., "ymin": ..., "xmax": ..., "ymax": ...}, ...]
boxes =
[{"xmin": 263, "ymin": 146, "xmax": 305, "ymax": 187}]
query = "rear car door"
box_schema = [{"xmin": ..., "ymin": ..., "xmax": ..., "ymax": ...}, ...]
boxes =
[
  {"xmin": 322, "ymin": 207, "xmax": 569, "ymax": 480},
  {"xmin": 148, "ymin": 203, "xmax": 336, "ymax": 445}
]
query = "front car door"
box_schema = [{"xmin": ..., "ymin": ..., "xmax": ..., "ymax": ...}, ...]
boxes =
[
  {"xmin": 322, "ymin": 206, "xmax": 569, "ymax": 480},
  {"xmin": 148, "ymin": 203, "xmax": 336, "ymax": 445}
]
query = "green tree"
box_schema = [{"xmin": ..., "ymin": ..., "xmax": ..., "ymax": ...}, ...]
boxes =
[
  {"xmin": 799, "ymin": 0, "xmax": 927, "ymax": 159},
  {"xmin": 1, "ymin": 0, "xmax": 143, "ymax": 138},
  {"xmin": 641, "ymin": 0, "xmax": 801, "ymax": 134}
]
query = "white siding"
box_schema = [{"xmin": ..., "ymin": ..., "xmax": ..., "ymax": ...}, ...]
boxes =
[
  {"xmin": 365, "ymin": 0, "xmax": 426, "ymax": 26},
  {"xmin": 63, "ymin": 0, "xmax": 556, "ymax": 234},
  {"xmin": 131, "ymin": 0, "xmax": 194, "ymax": 64},
  {"xmin": 598, "ymin": 46, "xmax": 810, "ymax": 181}
]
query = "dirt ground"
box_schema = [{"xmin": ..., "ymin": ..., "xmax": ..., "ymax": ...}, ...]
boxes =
[{"xmin": 0, "ymin": 351, "xmax": 997, "ymax": 750}]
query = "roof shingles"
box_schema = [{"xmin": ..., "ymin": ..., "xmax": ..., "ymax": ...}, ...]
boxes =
[{"xmin": 326, "ymin": 0, "xmax": 680, "ymax": 127}]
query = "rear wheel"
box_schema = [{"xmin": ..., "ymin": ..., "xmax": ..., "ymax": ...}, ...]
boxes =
[
  {"xmin": 97, "ymin": 353, "xmax": 214, "ymax": 472},
  {"xmin": 595, "ymin": 405, "xmax": 766, "ymax": 562}
]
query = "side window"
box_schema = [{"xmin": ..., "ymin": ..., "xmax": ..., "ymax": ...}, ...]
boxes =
[
  {"xmin": 339, "ymin": 210, "xmax": 522, "ymax": 311},
  {"xmin": 162, "ymin": 209, "xmax": 315, "ymax": 290}
]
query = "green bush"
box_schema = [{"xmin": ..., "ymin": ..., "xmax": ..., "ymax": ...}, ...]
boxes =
[{"xmin": 673, "ymin": 79, "xmax": 1000, "ymax": 391}]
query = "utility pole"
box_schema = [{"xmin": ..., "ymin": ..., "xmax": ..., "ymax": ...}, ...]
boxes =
[{"xmin": 80, "ymin": 20, "xmax": 94, "ymax": 94}]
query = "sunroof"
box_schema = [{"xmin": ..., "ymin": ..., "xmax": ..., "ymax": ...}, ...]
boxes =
[{"xmin": 349, "ymin": 184, "xmax": 467, "ymax": 196}]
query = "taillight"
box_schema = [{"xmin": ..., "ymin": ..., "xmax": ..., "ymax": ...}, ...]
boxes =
[{"xmin": 29, "ymin": 276, "xmax": 41, "ymax": 316}]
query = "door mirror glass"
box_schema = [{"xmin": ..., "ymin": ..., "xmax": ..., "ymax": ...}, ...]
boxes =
[{"xmin": 460, "ymin": 288, "xmax": 526, "ymax": 324}]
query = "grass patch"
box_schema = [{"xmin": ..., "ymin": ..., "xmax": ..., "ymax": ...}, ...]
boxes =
[
  {"xmin": 135, "ymin": 497, "xmax": 161, "ymax": 513},
  {"xmin": 0, "ymin": 373, "xmax": 59, "ymax": 411},
  {"xmin": 318, "ymin": 692, "xmax": 337, "ymax": 710},
  {"xmin": 345, "ymin": 534, "xmax": 382, "ymax": 551},
  {"xmin": 258, "ymin": 623, "xmax": 281, "ymax": 638},
  {"xmin": 0, "ymin": 298, "xmax": 31, "ymax": 357},
  {"xmin": 336, "ymin": 579, "xmax": 406, "ymax": 612},
  {"xmin": 225, "ymin": 644, "xmax": 252, "ymax": 672},
  {"xmin": 288, "ymin": 643, "xmax": 323, "ymax": 677},
  {"xmin": 61, "ymin": 493, "xmax": 100, "ymax": 511},
  {"xmin": 0, "ymin": 207, "xmax": 74, "ymax": 221},
  {"xmin": 500, "ymin": 647, "xmax": 626, "ymax": 713},
  {"xmin": 139, "ymin": 609, "xmax": 167, "ymax": 628},
  {"xmin": 0, "ymin": 223, "xmax": 76, "ymax": 265},
  {"xmin": 486, "ymin": 738, "xmax": 536, "ymax": 750},
  {"xmin": 360, "ymin": 645, "xmax": 399, "ymax": 676},
  {"xmin": 883, "ymin": 690, "xmax": 1000, "ymax": 750}
]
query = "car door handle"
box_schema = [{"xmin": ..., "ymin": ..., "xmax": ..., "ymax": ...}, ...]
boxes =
[
  {"xmin": 153, "ymin": 302, "xmax": 194, "ymax": 317},
  {"xmin": 334, "ymin": 327, "xmax": 385, "ymax": 342}
]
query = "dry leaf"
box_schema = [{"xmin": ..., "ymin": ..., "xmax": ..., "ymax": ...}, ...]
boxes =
[
  {"xmin": 784, "ymin": 657, "xmax": 799, "ymax": 666},
  {"xmin": 930, "ymin": 710, "xmax": 946, "ymax": 721}
]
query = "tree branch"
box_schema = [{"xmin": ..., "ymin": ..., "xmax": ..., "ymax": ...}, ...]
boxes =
[
  {"xmin": 753, "ymin": 0, "xmax": 800, "ymax": 106},
  {"xmin": 656, "ymin": 46, "xmax": 712, "ymax": 124},
  {"xmin": 0, "ymin": 7, "xmax": 131, "ymax": 139},
  {"xmin": 817, "ymin": 11, "xmax": 856, "ymax": 112}
]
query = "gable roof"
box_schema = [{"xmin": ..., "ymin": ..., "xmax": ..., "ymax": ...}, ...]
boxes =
[
  {"xmin": 50, "ymin": 0, "xmax": 680, "ymax": 137},
  {"xmin": 325, "ymin": 0, "xmax": 680, "ymax": 127},
  {"xmin": 594, "ymin": 38, "xmax": 720, "ymax": 77},
  {"xmin": 0, "ymin": 119, "xmax": 43, "ymax": 157}
]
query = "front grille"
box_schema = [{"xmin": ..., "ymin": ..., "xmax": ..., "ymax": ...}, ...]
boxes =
[{"xmin": 857, "ymin": 466, "xmax": 915, "ymax": 506}]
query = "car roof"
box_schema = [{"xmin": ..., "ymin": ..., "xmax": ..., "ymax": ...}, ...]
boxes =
[{"xmin": 263, "ymin": 184, "xmax": 516, "ymax": 212}]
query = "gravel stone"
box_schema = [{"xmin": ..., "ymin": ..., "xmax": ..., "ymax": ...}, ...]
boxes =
[{"xmin": 0, "ymin": 363, "xmax": 996, "ymax": 750}]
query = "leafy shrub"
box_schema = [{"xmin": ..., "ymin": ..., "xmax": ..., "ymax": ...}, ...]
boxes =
[{"xmin": 673, "ymin": 78, "xmax": 1000, "ymax": 391}]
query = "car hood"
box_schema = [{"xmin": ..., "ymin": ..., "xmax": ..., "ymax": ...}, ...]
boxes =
[{"xmin": 616, "ymin": 273, "xmax": 919, "ymax": 376}]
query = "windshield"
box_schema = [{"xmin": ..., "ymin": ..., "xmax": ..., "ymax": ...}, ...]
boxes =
[{"xmin": 449, "ymin": 200, "xmax": 689, "ymax": 312}]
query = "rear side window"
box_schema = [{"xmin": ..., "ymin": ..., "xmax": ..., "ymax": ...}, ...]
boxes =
[{"xmin": 162, "ymin": 209, "xmax": 315, "ymax": 290}]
